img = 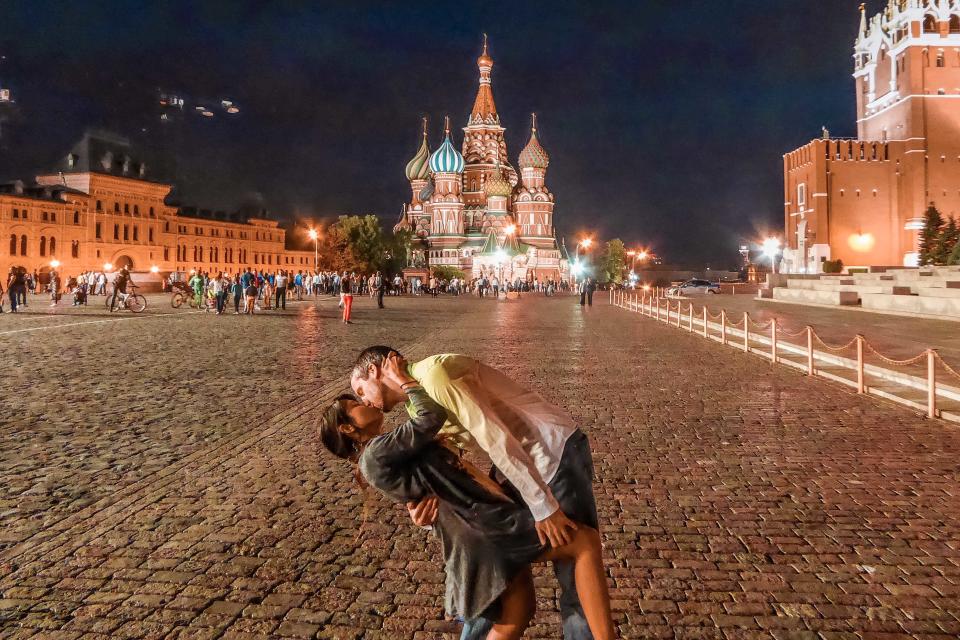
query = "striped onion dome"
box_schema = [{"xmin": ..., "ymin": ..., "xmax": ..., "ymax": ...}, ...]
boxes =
[
  {"xmin": 429, "ymin": 116, "xmax": 465, "ymax": 174},
  {"xmin": 405, "ymin": 118, "xmax": 431, "ymax": 181},
  {"xmin": 518, "ymin": 113, "xmax": 550, "ymax": 170},
  {"xmin": 484, "ymin": 164, "xmax": 512, "ymax": 197}
]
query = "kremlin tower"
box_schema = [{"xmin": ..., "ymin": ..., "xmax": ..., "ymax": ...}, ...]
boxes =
[{"xmin": 395, "ymin": 37, "xmax": 566, "ymax": 283}]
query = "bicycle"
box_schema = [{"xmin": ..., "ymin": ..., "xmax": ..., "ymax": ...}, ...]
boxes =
[
  {"xmin": 107, "ymin": 284, "xmax": 147, "ymax": 313},
  {"xmin": 170, "ymin": 288, "xmax": 202, "ymax": 309}
]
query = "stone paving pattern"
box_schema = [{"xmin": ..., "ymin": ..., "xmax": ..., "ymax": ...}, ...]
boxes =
[{"xmin": 1, "ymin": 293, "xmax": 959, "ymax": 639}]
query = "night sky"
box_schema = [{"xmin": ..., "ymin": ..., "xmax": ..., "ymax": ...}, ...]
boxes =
[{"xmin": 0, "ymin": 1, "xmax": 876, "ymax": 266}]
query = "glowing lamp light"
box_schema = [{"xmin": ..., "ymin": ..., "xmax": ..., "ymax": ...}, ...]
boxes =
[
  {"xmin": 761, "ymin": 237, "xmax": 781, "ymax": 258},
  {"xmin": 627, "ymin": 251, "xmax": 636, "ymax": 257},
  {"xmin": 642, "ymin": 284, "xmax": 651, "ymax": 291},
  {"xmin": 571, "ymin": 261, "xmax": 584, "ymax": 276},
  {"xmin": 150, "ymin": 265, "xmax": 160, "ymax": 273},
  {"xmin": 308, "ymin": 229, "xmax": 318, "ymax": 240},
  {"xmin": 103, "ymin": 262, "xmax": 113, "ymax": 271},
  {"xmin": 505, "ymin": 224, "xmax": 516, "ymax": 236},
  {"xmin": 848, "ymin": 231, "xmax": 875, "ymax": 253},
  {"xmin": 49, "ymin": 259, "xmax": 60, "ymax": 269},
  {"xmin": 638, "ymin": 250, "xmax": 649, "ymax": 260},
  {"xmin": 580, "ymin": 237, "xmax": 593, "ymax": 249}
]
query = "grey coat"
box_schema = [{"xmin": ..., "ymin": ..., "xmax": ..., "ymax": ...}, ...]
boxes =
[{"xmin": 359, "ymin": 387, "xmax": 544, "ymax": 619}]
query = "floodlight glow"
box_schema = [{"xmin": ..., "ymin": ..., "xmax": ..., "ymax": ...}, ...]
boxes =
[
  {"xmin": 150, "ymin": 265, "xmax": 160, "ymax": 273},
  {"xmin": 638, "ymin": 250, "xmax": 648, "ymax": 260},
  {"xmin": 505, "ymin": 224, "xmax": 516, "ymax": 235},
  {"xmin": 571, "ymin": 261, "xmax": 584, "ymax": 275},
  {"xmin": 580, "ymin": 237, "xmax": 593, "ymax": 248},
  {"xmin": 494, "ymin": 249, "xmax": 507, "ymax": 263},
  {"xmin": 103, "ymin": 262, "xmax": 113, "ymax": 271},
  {"xmin": 761, "ymin": 237, "xmax": 781, "ymax": 257},
  {"xmin": 308, "ymin": 229, "xmax": 318, "ymax": 240},
  {"xmin": 49, "ymin": 259, "xmax": 60, "ymax": 268}
]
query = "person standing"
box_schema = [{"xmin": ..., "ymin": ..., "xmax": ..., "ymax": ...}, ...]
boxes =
[
  {"xmin": 578, "ymin": 279, "xmax": 587, "ymax": 306},
  {"xmin": 586, "ymin": 278, "xmax": 596, "ymax": 307},
  {"xmin": 231, "ymin": 276, "xmax": 243, "ymax": 314},
  {"xmin": 49, "ymin": 271, "xmax": 60, "ymax": 307},
  {"xmin": 340, "ymin": 271, "xmax": 353, "ymax": 324},
  {"xmin": 374, "ymin": 271, "xmax": 385, "ymax": 309},
  {"xmin": 275, "ymin": 270, "xmax": 288, "ymax": 310}
]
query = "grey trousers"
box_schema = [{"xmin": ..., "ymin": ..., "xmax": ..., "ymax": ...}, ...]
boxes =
[{"xmin": 460, "ymin": 429, "xmax": 599, "ymax": 640}]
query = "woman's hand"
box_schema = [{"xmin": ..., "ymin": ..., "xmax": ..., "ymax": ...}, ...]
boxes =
[{"xmin": 382, "ymin": 352, "xmax": 416, "ymax": 388}]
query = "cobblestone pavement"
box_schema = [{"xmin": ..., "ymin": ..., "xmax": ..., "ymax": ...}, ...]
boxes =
[{"xmin": 2, "ymin": 294, "xmax": 959, "ymax": 639}]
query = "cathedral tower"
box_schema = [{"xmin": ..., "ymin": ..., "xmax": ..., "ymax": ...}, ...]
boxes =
[
  {"xmin": 514, "ymin": 113, "xmax": 555, "ymax": 246},
  {"xmin": 427, "ymin": 116, "xmax": 465, "ymax": 265},
  {"xmin": 462, "ymin": 36, "xmax": 515, "ymax": 207}
]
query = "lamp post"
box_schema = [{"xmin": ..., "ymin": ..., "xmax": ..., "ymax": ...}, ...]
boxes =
[
  {"xmin": 573, "ymin": 237, "xmax": 593, "ymax": 289},
  {"xmin": 308, "ymin": 228, "xmax": 319, "ymax": 270},
  {"xmin": 762, "ymin": 237, "xmax": 781, "ymax": 274}
]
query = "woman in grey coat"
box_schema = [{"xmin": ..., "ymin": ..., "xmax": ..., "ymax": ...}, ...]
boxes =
[{"xmin": 317, "ymin": 355, "xmax": 615, "ymax": 640}]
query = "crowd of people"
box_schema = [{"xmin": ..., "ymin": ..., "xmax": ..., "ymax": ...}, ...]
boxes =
[{"xmin": 3, "ymin": 264, "xmax": 582, "ymax": 317}]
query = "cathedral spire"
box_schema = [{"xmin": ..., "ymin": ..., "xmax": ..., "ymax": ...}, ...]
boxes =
[
  {"xmin": 470, "ymin": 34, "xmax": 499, "ymax": 124},
  {"xmin": 405, "ymin": 116, "xmax": 431, "ymax": 181},
  {"xmin": 858, "ymin": 3, "xmax": 867, "ymax": 38}
]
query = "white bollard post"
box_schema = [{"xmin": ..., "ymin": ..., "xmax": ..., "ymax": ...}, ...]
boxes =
[
  {"xmin": 702, "ymin": 306, "xmax": 708, "ymax": 338},
  {"xmin": 806, "ymin": 326, "xmax": 814, "ymax": 376},
  {"xmin": 771, "ymin": 321, "xmax": 778, "ymax": 363},
  {"xmin": 721, "ymin": 310, "xmax": 727, "ymax": 345},
  {"xmin": 856, "ymin": 335, "xmax": 865, "ymax": 394},
  {"xmin": 928, "ymin": 349, "xmax": 937, "ymax": 419},
  {"xmin": 743, "ymin": 312, "xmax": 750, "ymax": 353}
]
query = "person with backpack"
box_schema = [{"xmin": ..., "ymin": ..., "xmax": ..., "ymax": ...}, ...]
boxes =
[{"xmin": 374, "ymin": 271, "xmax": 385, "ymax": 309}]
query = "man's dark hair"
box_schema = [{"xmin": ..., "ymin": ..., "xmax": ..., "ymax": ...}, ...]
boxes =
[{"xmin": 352, "ymin": 345, "xmax": 402, "ymax": 380}]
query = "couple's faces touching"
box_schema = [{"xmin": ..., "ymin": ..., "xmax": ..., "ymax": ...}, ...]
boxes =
[
  {"xmin": 351, "ymin": 364, "xmax": 401, "ymax": 412},
  {"xmin": 339, "ymin": 398, "xmax": 385, "ymax": 441}
]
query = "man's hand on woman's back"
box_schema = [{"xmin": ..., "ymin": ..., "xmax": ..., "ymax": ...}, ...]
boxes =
[{"xmin": 407, "ymin": 496, "xmax": 439, "ymax": 527}]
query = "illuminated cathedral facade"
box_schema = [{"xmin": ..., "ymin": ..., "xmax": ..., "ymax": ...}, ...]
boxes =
[{"xmin": 395, "ymin": 38, "xmax": 567, "ymax": 283}]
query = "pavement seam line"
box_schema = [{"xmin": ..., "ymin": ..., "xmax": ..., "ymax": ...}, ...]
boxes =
[{"xmin": 0, "ymin": 332, "xmax": 440, "ymax": 567}]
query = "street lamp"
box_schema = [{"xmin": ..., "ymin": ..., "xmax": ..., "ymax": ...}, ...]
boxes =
[
  {"xmin": 150, "ymin": 265, "xmax": 159, "ymax": 273},
  {"xmin": 762, "ymin": 237, "xmax": 781, "ymax": 274},
  {"xmin": 103, "ymin": 262, "xmax": 113, "ymax": 271},
  {"xmin": 573, "ymin": 237, "xmax": 593, "ymax": 288},
  {"xmin": 49, "ymin": 259, "xmax": 60, "ymax": 269},
  {"xmin": 308, "ymin": 228, "xmax": 319, "ymax": 270}
]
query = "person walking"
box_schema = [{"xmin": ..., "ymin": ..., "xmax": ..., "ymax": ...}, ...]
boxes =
[
  {"xmin": 586, "ymin": 278, "xmax": 596, "ymax": 307},
  {"xmin": 7, "ymin": 268, "xmax": 23, "ymax": 312},
  {"xmin": 340, "ymin": 271, "xmax": 353, "ymax": 324},
  {"xmin": 374, "ymin": 271, "xmax": 385, "ymax": 309},
  {"xmin": 48, "ymin": 271, "xmax": 60, "ymax": 307},
  {"xmin": 231, "ymin": 276, "xmax": 243, "ymax": 314},
  {"xmin": 275, "ymin": 270, "xmax": 288, "ymax": 310},
  {"xmin": 578, "ymin": 279, "xmax": 587, "ymax": 306},
  {"xmin": 244, "ymin": 280, "xmax": 258, "ymax": 314}
]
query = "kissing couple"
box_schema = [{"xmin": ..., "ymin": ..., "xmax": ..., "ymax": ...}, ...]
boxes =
[{"xmin": 317, "ymin": 346, "xmax": 617, "ymax": 639}]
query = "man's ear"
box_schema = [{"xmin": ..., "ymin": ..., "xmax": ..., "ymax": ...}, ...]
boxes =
[
  {"xmin": 338, "ymin": 422, "xmax": 356, "ymax": 436},
  {"xmin": 368, "ymin": 362, "xmax": 381, "ymax": 380}
]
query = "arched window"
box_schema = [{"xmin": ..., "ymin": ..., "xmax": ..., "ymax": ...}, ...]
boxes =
[
  {"xmin": 951, "ymin": 15, "xmax": 960, "ymax": 33},
  {"xmin": 9, "ymin": 234, "xmax": 16, "ymax": 256},
  {"xmin": 20, "ymin": 235, "xmax": 27, "ymax": 256},
  {"xmin": 49, "ymin": 237, "xmax": 56, "ymax": 255},
  {"xmin": 73, "ymin": 211, "xmax": 79, "ymax": 224},
  {"xmin": 71, "ymin": 241, "xmax": 79, "ymax": 258},
  {"xmin": 924, "ymin": 14, "xmax": 937, "ymax": 33},
  {"xmin": 39, "ymin": 236, "xmax": 46, "ymax": 257}
]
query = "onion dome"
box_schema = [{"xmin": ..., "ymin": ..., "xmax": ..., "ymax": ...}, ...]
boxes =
[
  {"xmin": 405, "ymin": 117, "xmax": 431, "ymax": 181},
  {"xmin": 429, "ymin": 116, "xmax": 465, "ymax": 174},
  {"xmin": 518, "ymin": 112, "xmax": 550, "ymax": 170},
  {"xmin": 484, "ymin": 164, "xmax": 512, "ymax": 197}
]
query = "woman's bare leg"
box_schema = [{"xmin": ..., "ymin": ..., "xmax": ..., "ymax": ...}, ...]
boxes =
[
  {"xmin": 539, "ymin": 526, "xmax": 616, "ymax": 640},
  {"xmin": 486, "ymin": 568, "xmax": 535, "ymax": 640}
]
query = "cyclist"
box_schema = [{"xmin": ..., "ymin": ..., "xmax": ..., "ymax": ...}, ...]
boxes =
[{"xmin": 109, "ymin": 266, "xmax": 132, "ymax": 312}]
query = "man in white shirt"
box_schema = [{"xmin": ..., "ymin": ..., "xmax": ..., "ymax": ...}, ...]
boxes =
[{"xmin": 351, "ymin": 346, "xmax": 599, "ymax": 640}]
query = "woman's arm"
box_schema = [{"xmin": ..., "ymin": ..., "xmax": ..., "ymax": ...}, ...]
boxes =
[{"xmin": 363, "ymin": 385, "xmax": 447, "ymax": 466}]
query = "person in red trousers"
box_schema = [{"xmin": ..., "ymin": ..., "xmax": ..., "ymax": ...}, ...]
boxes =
[{"xmin": 341, "ymin": 273, "xmax": 353, "ymax": 324}]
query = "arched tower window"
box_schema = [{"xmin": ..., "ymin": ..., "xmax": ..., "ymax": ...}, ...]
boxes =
[
  {"xmin": 49, "ymin": 237, "xmax": 56, "ymax": 255},
  {"xmin": 39, "ymin": 236, "xmax": 46, "ymax": 257},
  {"xmin": 9, "ymin": 234, "xmax": 16, "ymax": 256},
  {"xmin": 923, "ymin": 14, "xmax": 937, "ymax": 33},
  {"xmin": 71, "ymin": 241, "xmax": 79, "ymax": 258},
  {"xmin": 20, "ymin": 235, "xmax": 27, "ymax": 256}
]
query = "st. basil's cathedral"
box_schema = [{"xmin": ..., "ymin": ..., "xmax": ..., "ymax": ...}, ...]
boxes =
[{"xmin": 395, "ymin": 38, "xmax": 568, "ymax": 284}]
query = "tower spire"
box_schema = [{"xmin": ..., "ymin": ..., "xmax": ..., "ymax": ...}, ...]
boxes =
[
  {"xmin": 858, "ymin": 3, "xmax": 867, "ymax": 37},
  {"xmin": 470, "ymin": 34, "xmax": 498, "ymax": 124},
  {"xmin": 531, "ymin": 112, "xmax": 537, "ymax": 133},
  {"xmin": 444, "ymin": 115, "xmax": 451, "ymax": 136},
  {"xmin": 422, "ymin": 116, "xmax": 428, "ymax": 138}
]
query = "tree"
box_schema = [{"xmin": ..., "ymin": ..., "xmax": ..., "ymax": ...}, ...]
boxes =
[
  {"xmin": 431, "ymin": 265, "xmax": 466, "ymax": 281},
  {"xmin": 598, "ymin": 239, "xmax": 627, "ymax": 284},
  {"xmin": 319, "ymin": 215, "xmax": 388, "ymax": 273},
  {"xmin": 919, "ymin": 203, "xmax": 945, "ymax": 265},
  {"xmin": 939, "ymin": 216, "xmax": 959, "ymax": 265}
]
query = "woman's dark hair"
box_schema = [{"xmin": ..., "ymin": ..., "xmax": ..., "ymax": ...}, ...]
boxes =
[{"xmin": 317, "ymin": 393, "xmax": 362, "ymax": 461}]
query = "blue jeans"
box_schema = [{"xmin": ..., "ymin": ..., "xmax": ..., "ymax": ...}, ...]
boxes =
[{"xmin": 460, "ymin": 429, "xmax": 598, "ymax": 640}]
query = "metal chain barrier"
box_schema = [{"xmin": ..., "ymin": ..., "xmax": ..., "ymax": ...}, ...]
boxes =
[
  {"xmin": 934, "ymin": 352, "xmax": 960, "ymax": 383},
  {"xmin": 749, "ymin": 318, "xmax": 773, "ymax": 330},
  {"xmin": 862, "ymin": 341, "xmax": 928, "ymax": 367},
  {"xmin": 810, "ymin": 329, "xmax": 858, "ymax": 353},
  {"xmin": 777, "ymin": 325, "xmax": 809, "ymax": 338}
]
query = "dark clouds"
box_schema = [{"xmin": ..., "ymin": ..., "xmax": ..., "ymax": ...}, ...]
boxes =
[{"xmin": 0, "ymin": 0, "xmax": 871, "ymax": 266}]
